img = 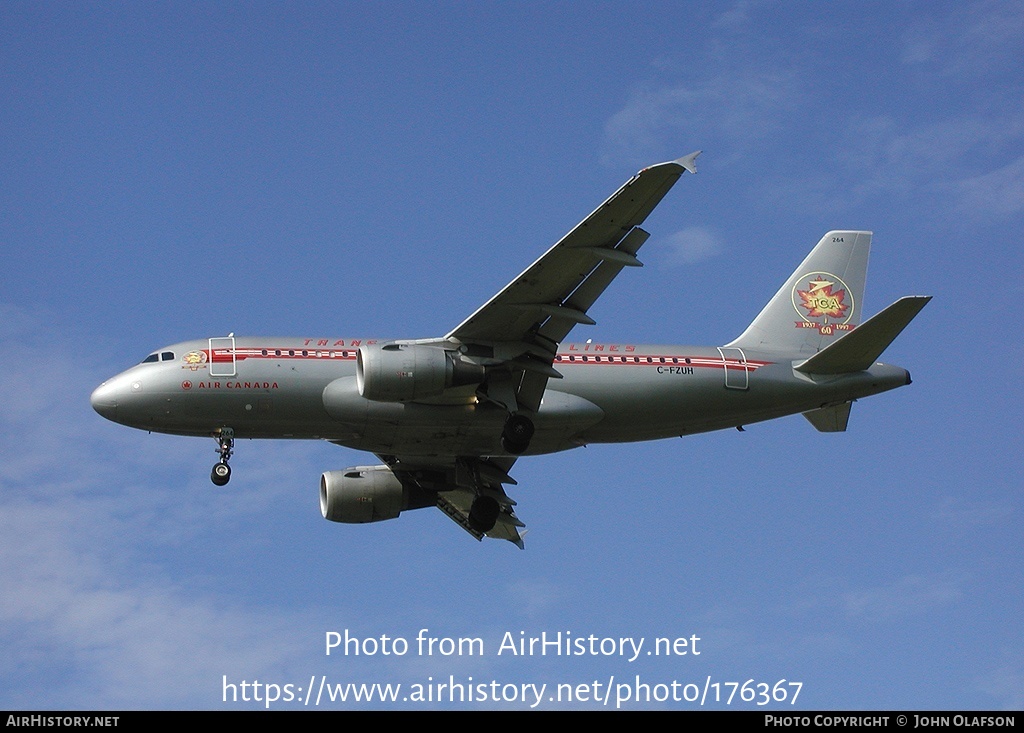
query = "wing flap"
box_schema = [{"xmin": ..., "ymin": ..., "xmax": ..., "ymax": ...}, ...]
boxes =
[{"xmin": 539, "ymin": 227, "xmax": 651, "ymax": 345}]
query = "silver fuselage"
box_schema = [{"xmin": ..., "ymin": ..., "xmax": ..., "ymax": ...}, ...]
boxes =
[{"xmin": 91, "ymin": 336, "xmax": 910, "ymax": 457}]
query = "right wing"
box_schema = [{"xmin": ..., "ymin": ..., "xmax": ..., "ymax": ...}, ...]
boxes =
[{"xmin": 377, "ymin": 453, "xmax": 526, "ymax": 548}]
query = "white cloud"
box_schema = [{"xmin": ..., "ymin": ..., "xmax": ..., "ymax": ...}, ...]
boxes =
[
  {"xmin": 712, "ymin": 0, "xmax": 756, "ymax": 30},
  {"xmin": 503, "ymin": 578, "xmax": 569, "ymax": 619},
  {"xmin": 600, "ymin": 67, "xmax": 797, "ymax": 168},
  {"xmin": 777, "ymin": 571, "xmax": 967, "ymax": 627},
  {"xmin": 759, "ymin": 112, "xmax": 1024, "ymax": 218},
  {"xmin": 976, "ymin": 665, "xmax": 1024, "ymax": 711},
  {"xmin": 0, "ymin": 497, "xmax": 306, "ymax": 707},
  {"xmin": 930, "ymin": 496, "xmax": 1014, "ymax": 528},
  {"xmin": 954, "ymin": 155, "xmax": 1024, "ymax": 216},
  {"xmin": 660, "ymin": 227, "xmax": 723, "ymax": 267},
  {"xmin": 602, "ymin": 2, "xmax": 1024, "ymax": 222},
  {"xmin": 901, "ymin": 1, "xmax": 1024, "ymax": 79},
  {"xmin": 842, "ymin": 573, "xmax": 964, "ymax": 623}
]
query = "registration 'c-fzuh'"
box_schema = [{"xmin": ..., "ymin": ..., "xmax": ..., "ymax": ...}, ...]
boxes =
[{"xmin": 92, "ymin": 152, "xmax": 930, "ymax": 548}]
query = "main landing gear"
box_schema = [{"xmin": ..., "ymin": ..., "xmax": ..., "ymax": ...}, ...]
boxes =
[
  {"xmin": 501, "ymin": 413, "xmax": 534, "ymax": 455},
  {"xmin": 211, "ymin": 428, "xmax": 234, "ymax": 486},
  {"xmin": 464, "ymin": 413, "xmax": 532, "ymax": 532},
  {"xmin": 468, "ymin": 495, "xmax": 500, "ymax": 533}
]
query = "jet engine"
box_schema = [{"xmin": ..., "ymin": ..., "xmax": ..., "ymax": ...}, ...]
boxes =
[
  {"xmin": 320, "ymin": 465, "xmax": 434, "ymax": 524},
  {"xmin": 357, "ymin": 343, "xmax": 484, "ymax": 402}
]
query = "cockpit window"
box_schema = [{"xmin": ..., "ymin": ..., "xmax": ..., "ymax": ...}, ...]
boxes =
[
  {"xmin": 140, "ymin": 353, "xmax": 159, "ymax": 364},
  {"xmin": 161, "ymin": 351, "xmax": 175, "ymax": 361}
]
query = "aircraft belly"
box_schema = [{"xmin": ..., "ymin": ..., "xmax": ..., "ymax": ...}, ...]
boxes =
[{"xmin": 566, "ymin": 366, "xmax": 732, "ymax": 441}]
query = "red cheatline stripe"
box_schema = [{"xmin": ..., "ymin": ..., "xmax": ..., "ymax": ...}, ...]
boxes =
[
  {"xmin": 554, "ymin": 353, "xmax": 771, "ymax": 370},
  {"xmin": 200, "ymin": 347, "xmax": 774, "ymax": 370},
  {"xmin": 205, "ymin": 348, "xmax": 360, "ymax": 362}
]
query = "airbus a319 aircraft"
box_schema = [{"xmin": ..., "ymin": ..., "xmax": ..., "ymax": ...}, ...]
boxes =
[{"xmin": 91, "ymin": 152, "xmax": 929, "ymax": 547}]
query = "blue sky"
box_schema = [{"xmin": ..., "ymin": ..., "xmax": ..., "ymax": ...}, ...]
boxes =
[{"xmin": 1, "ymin": 1, "xmax": 1021, "ymax": 710}]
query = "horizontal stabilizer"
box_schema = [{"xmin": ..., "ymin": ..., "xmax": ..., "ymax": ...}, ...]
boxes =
[
  {"xmin": 803, "ymin": 402, "xmax": 852, "ymax": 432},
  {"xmin": 795, "ymin": 296, "xmax": 931, "ymax": 375}
]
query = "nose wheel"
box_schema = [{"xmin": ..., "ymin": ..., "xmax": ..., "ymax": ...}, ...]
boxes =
[
  {"xmin": 211, "ymin": 461, "xmax": 231, "ymax": 486},
  {"xmin": 211, "ymin": 429, "xmax": 234, "ymax": 486}
]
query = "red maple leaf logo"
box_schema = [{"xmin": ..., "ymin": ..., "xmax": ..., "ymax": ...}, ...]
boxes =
[{"xmin": 797, "ymin": 278, "xmax": 849, "ymax": 319}]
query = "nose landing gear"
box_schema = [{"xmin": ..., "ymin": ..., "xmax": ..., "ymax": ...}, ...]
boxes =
[
  {"xmin": 211, "ymin": 461, "xmax": 231, "ymax": 486},
  {"xmin": 211, "ymin": 429, "xmax": 234, "ymax": 486}
]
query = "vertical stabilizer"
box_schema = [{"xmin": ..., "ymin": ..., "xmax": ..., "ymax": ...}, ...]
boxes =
[{"xmin": 726, "ymin": 231, "xmax": 871, "ymax": 356}]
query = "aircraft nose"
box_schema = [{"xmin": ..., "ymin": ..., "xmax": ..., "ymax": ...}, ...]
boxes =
[{"xmin": 90, "ymin": 381, "xmax": 119, "ymax": 421}]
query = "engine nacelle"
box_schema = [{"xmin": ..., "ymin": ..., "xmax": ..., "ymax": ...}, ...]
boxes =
[
  {"xmin": 356, "ymin": 342, "xmax": 484, "ymax": 402},
  {"xmin": 320, "ymin": 465, "xmax": 433, "ymax": 524}
]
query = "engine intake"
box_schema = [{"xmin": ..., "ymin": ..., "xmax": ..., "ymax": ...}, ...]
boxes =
[
  {"xmin": 357, "ymin": 343, "xmax": 484, "ymax": 402},
  {"xmin": 320, "ymin": 465, "xmax": 434, "ymax": 524}
]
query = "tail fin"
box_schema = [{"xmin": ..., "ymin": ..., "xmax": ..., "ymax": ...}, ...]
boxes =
[{"xmin": 727, "ymin": 230, "xmax": 871, "ymax": 356}]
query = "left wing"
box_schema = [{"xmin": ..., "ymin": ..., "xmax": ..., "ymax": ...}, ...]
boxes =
[{"xmin": 446, "ymin": 152, "xmax": 699, "ymax": 414}]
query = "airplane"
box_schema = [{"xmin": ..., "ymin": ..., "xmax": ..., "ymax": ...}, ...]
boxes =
[{"xmin": 90, "ymin": 152, "xmax": 930, "ymax": 548}]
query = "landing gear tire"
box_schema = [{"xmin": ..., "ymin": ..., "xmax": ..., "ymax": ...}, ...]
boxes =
[
  {"xmin": 211, "ymin": 428, "xmax": 235, "ymax": 486},
  {"xmin": 501, "ymin": 414, "xmax": 534, "ymax": 455},
  {"xmin": 468, "ymin": 495, "xmax": 500, "ymax": 533},
  {"xmin": 211, "ymin": 461, "xmax": 231, "ymax": 486}
]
